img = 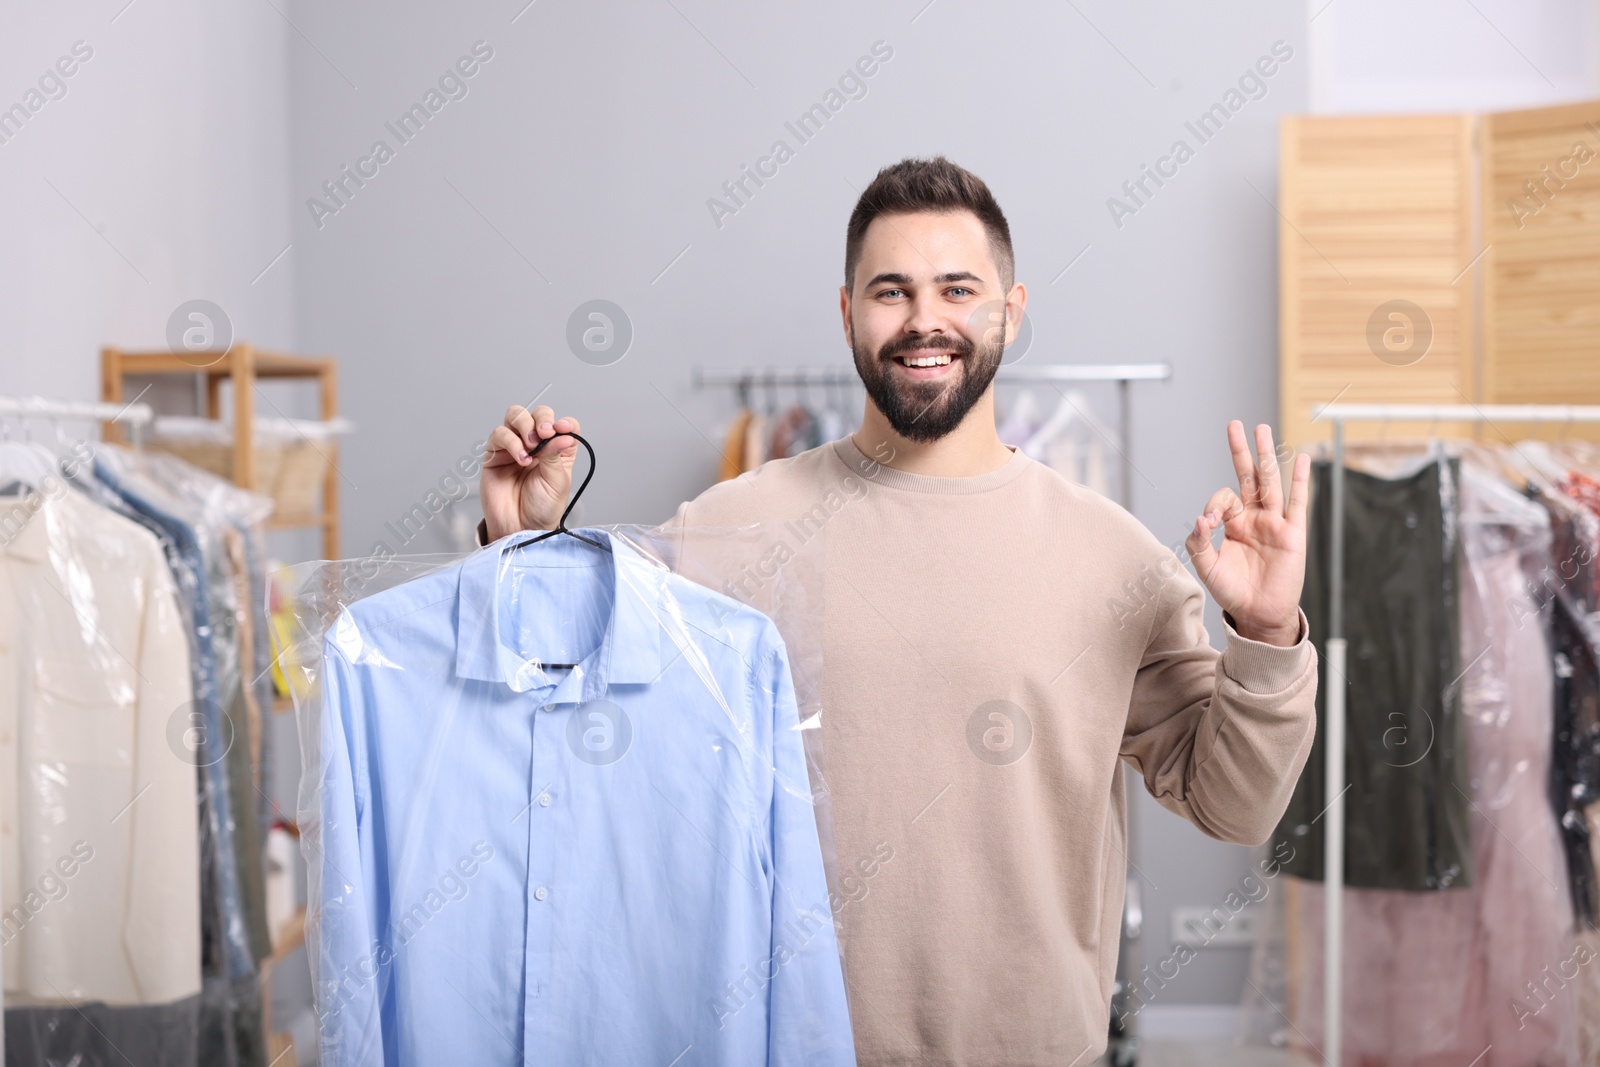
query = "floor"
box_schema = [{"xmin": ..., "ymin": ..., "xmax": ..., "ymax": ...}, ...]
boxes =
[{"xmin": 1094, "ymin": 1040, "xmax": 1318, "ymax": 1066}]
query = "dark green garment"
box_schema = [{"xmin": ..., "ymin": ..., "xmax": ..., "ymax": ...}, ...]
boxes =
[{"xmin": 1271, "ymin": 456, "xmax": 1473, "ymax": 891}]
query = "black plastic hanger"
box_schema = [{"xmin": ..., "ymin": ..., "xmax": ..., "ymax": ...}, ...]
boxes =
[
  {"xmin": 508, "ymin": 431, "xmax": 607, "ymax": 553},
  {"xmin": 505, "ymin": 431, "xmax": 607, "ymax": 671}
]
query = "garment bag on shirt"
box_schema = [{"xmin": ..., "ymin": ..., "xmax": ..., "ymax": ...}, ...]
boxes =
[{"xmin": 285, "ymin": 522, "xmax": 855, "ymax": 1067}]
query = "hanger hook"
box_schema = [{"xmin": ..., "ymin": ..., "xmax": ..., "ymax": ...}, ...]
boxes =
[{"xmin": 507, "ymin": 431, "xmax": 604, "ymax": 551}]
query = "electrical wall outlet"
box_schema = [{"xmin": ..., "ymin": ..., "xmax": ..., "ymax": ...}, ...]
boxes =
[{"xmin": 1171, "ymin": 905, "xmax": 1261, "ymax": 948}]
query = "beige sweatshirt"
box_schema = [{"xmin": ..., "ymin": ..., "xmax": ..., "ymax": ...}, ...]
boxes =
[{"xmin": 663, "ymin": 434, "xmax": 1318, "ymax": 1066}]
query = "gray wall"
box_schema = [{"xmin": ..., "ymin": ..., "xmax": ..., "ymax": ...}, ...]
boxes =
[
  {"xmin": 285, "ymin": 0, "xmax": 1309, "ymax": 1009},
  {"xmin": 1309, "ymin": 0, "xmax": 1599, "ymax": 112},
  {"xmin": 0, "ymin": 0, "xmax": 297, "ymax": 399}
]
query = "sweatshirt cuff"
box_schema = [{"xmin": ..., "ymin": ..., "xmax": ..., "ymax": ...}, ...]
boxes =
[{"xmin": 1220, "ymin": 607, "xmax": 1311, "ymax": 693}]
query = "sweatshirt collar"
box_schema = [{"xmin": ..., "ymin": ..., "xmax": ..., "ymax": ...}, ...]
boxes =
[{"xmin": 830, "ymin": 434, "xmax": 1030, "ymax": 495}]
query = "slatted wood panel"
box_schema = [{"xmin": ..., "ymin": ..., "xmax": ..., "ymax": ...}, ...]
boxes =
[
  {"xmin": 1279, "ymin": 115, "xmax": 1478, "ymax": 448},
  {"xmin": 1482, "ymin": 101, "xmax": 1600, "ymax": 442}
]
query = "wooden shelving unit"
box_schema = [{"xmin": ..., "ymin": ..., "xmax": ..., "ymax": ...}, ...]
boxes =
[
  {"xmin": 100, "ymin": 343, "xmax": 340, "ymax": 557},
  {"xmin": 102, "ymin": 342, "xmax": 333, "ymax": 1064}
]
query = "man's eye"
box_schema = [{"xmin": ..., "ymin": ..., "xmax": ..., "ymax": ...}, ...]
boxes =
[{"xmin": 948, "ymin": 287, "xmax": 973, "ymax": 298}]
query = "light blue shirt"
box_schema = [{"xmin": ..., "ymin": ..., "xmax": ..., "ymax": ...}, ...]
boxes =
[{"xmin": 315, "ymin": 528, "xmax": 856, "ymax": 1066}]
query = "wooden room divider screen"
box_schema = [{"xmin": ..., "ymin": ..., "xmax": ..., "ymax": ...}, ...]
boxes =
[{"xmin": 1279, "ymin": 101, "xmax": 1600, "ymax": 447}]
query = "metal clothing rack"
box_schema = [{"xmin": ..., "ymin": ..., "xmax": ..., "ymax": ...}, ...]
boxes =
[
  {"xmin": 1313, "ymin": 402, "xmax": 1600, "ymax": 1067},
  {"xmin": 0, "ymin": 394, "xmax": 155, "ymax": 445},
  {"xmin": 691, "ymin": 363, "xmax": 1173, "ymax": 511}
]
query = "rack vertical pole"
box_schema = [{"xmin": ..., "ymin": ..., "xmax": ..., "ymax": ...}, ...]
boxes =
[
  {"xmin": 1118, "ymin": 378, "xmax": 1133, "ymax": 510},
  {"xmin": 1323, "ymin": 418, "xmax": 1346, "ymax": 1067}
]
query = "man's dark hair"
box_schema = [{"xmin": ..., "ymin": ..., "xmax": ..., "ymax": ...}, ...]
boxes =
[{"xmin": 844, "ymin": 156, "xmax": 1014, "ymax": 293}]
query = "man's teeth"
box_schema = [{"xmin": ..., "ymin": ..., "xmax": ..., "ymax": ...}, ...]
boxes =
[{"xmin": 901, "ymin": 353, "xmax": 953, "ymax": 367}]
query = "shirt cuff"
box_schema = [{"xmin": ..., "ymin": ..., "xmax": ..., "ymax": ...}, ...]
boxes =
[{"xmin": 1220, "ymin": 607, "xmax": 1311, "ymax": 693}]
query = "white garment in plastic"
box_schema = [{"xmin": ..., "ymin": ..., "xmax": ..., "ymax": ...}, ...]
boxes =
[{"xmin": 0, "ymin": 484, "xmax": 200, "ymax": 1006}]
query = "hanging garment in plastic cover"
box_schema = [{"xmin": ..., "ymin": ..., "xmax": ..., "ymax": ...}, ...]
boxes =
[
  {"xmin": 1531, "ymin": 466, "xmax": 1600, "ymax": 933},
  {"xmin": 275, "ymin": 522, "xmax": 856, "ymax": 1066},
  {"xmin": 1241, "ymin": 446, "xmax": 1583, "ymax": 1065},
  {"xmin": 1272, "ymin": 447, "xmax": 1472, "ymax": 891},
  {"xmin": 0, "ymin": 441, "xmax": 257, "ymax": 1067},
  {"xmin": 85, "ymin": 443, "xmax": 278, "ymax": 1067}
]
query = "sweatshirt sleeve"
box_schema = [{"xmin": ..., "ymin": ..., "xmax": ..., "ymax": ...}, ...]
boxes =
[{"xmin": 1119, "ymin": 557, "xmax": 1318, "ymax": 846}]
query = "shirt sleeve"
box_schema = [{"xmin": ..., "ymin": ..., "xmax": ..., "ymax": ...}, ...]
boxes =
[
  {"xmin": 756, "ymin": 628, "xmax": 857, "ymax": 1067},
  {"xmin": 313, "ymin": 627, "xmax": 385, "ymax": 1067},
  {"xmin": 1119, "ymin": 555, "xmax": 1318, "ymax": 846},
  {"xmin": 123, "ymin": 549, "xmax": 201, "ymax": 1002}
]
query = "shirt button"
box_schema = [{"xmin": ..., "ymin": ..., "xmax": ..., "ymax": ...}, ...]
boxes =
[
  {"xmin": 534, "ymin": 886, "xmax": 549, "ymax": 901},
  {"xmin": 538, "ymin": 793, "xmax": 551, "ymax": 807}
]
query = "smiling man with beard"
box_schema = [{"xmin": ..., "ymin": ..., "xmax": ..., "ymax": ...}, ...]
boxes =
[{"xmin": 476, "ymin": 156, "xmax": 1317, "ymax": 1066}]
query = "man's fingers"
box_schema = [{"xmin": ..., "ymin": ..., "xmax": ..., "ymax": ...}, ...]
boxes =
[
  {"xmin": 531, "ymin": 415, "xmax": 581, "ymax": 457},
  {"xmin": 1227, "ymin": 420, "xmax": 1258, "ymax": 508},
  {"xmin": 485, "ymin": 424, "xmax": 530, "ymax": 468},
  {"xmin": 1287, "ymin": 451, "xmax": 1311, "ymax": 529},
  {"xmin": 1185, "ymin": 510, "xmax": 1221, "ymax": 580},
  {"xmin": 503, "ymin": 405, "xmax": 582, "ymax": 460},
  {"xmin": 505, "ymin": 405, "xmax": 536, "ymax": 448},
  {"xmin": 1203, "ymin": 487, "xmax": 1244, "ymax": 526},
  {"xmin": 1187, "ymin": 488, "xmax": 1242, "ymax": 582},
  {"xmin": 1254, "ymin": 423, "xmax": 1284, "ymax": 514},
  {"xmin": 527, "ymin": 405, "xmax": 557, "ymax": 447}
]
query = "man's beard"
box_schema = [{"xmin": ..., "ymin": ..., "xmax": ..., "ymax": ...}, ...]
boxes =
[{"xmin": 852, "ymin": 328, "xmax": 1005, "ymax": 443}]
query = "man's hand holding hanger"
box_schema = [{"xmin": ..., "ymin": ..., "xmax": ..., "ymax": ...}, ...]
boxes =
[{"xmin": 481, "ymin": 404, "xmax": 579, "ymax": 544}]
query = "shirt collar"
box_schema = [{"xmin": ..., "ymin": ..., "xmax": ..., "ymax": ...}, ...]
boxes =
[{"xmin": 455, "ymin": 527, "xmax": 668, "ymax": 702}]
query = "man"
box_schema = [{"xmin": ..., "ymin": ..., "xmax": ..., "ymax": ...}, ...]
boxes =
[{"xmin": 477, "ymin": 156, "xmax": 1316, "ymax": 1065}]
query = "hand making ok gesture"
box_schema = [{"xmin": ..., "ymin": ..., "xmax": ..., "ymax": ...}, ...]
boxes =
[{"xmin": 1184, "ymin": 420, "xmax": 1311, "ymax": 647}]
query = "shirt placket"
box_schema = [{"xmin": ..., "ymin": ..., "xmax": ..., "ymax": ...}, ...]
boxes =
[{"xmin": 523, "ymin": 688, "xmax": 566, "ymax": 1055}]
